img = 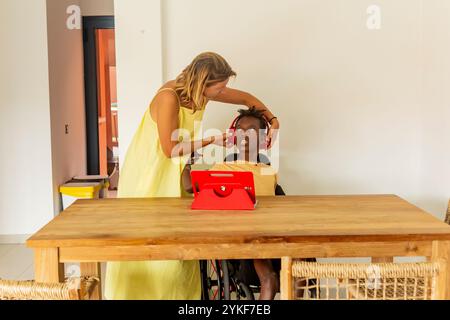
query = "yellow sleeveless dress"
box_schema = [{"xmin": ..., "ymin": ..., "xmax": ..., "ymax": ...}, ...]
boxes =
[{"xmin": 104, "ymin": 88, "xmax": 204, "ymax": 300}]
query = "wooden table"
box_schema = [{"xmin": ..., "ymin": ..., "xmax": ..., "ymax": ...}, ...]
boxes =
[{"xmin": 26, "ymin": 195, "xmax": 450, "ymax": 300}]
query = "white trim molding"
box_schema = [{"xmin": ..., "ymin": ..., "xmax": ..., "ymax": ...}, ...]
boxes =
[{"xmin": 0, "ymin": 235, "xmax": 32, "ymax": 245}]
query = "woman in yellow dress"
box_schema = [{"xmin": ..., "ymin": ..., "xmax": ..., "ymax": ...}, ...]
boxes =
[{"xmin": 104, "ymin": 52, "xmax": 280, "ymax": 300}]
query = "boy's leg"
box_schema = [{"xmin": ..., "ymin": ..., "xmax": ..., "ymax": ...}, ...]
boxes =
[{"xmin": 253, "ymin": 259, "xmax": 279, "ymax": 300}]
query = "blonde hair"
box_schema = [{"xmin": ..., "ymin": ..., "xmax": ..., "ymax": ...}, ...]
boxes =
[{"xmin": 175, "ymin": 52, "xmax": 236, "ymax": 112}]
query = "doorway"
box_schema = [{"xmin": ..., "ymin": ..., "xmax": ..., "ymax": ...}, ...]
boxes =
[{"xmin": 83, "ymin": 16, "xmax": 119, "ymax": 189}]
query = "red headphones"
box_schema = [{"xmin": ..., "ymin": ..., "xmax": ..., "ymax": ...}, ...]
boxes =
[{"xmin": 227, "ymin": 115, "xmax": 271, "ymax": 149}]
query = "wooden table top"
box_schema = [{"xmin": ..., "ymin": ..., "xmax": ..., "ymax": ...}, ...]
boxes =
[{"xmin": 27, "ymin": 195, "xmax": 450, "ymax": 248}]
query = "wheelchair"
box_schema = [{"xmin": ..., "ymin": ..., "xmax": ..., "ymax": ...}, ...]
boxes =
[{"xmin": 200, "ymin": 258, "xmax": 317, "ymax": 300}]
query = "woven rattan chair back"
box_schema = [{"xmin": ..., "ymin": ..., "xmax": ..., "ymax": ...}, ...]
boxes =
[
  {"xmin": 0, "ymin": 277, "xmax": 99, "ymax": 300},
  {"xmin": 292, "ymin": 261, "xmax": 440, "ymax": 300}
]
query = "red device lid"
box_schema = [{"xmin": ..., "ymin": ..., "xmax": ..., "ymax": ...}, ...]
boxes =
[{"xmin": 191, "ymin": 171, "xmax": 256, "ymax": 204}]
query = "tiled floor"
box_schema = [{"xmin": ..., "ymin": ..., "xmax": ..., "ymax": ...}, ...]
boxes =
[
  {"xmin": 0, "ymin": 244, "xmax": 34, "ymax": 281},
  {"xmin": 0, "ymin": 244, "xmax": 108, "ymax": 298}
]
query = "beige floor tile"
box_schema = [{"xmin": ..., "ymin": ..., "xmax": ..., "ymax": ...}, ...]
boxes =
[
  {"xmin": 0, "ymin": 244, "xmax": 33, "ymax": 280},
  {"xmin": 0, "ymin": 244, "xmax": 14, "ymax": 258}
]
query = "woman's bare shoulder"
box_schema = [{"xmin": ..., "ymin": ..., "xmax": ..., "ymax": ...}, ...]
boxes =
[
  {"xmin": 155, "ymin": 89, "xmax": 177, "ymax": 100},
  {"xmin": 154, "ymin": 81, "xmax": 178, "ymax": 102},
  {"xmin": 157, "ymin": 80, "xmax": 195, "ymax": 110},
  {"xmin": 154, "ymin": 81, "xmax": 179, "ymax": 102},
  {"xmin": 149, "ymin": 81, "xmax": 179, "ymax": 120}
]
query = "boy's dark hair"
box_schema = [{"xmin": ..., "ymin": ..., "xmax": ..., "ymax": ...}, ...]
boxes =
[{"xmin": 236, "ymin": 107, "xmax": 268, "ymax": 130}]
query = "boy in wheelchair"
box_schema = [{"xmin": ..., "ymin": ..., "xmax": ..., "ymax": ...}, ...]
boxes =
[{"xmin": 182, "ymin": 107, "xmax": 289, "ymax": 300}]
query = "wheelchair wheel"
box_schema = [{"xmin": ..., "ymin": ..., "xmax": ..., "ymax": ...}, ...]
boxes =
[
  {"xmin": 226, "ymin": 261, "xmax": 255, "ymax": 300},
  {"xmin": 219, "ymin": 261, "xmax": 255, "ymax": 300},
  {"xmin": 200, "ymin": 260, "xmax": 210, "ymax": 300},
  {"xmin": 221, "ymin": 260, "xmax": 231, "ymax": 300},
  {"xmin": 235, "ymin": 281, "xmax": 255, "ymax": 300},
  {"xmin": 200, "ymin": 260, "xmax": 257, "ymax": 300},
  {"xmin": 201, "ymin": 260, "xmax": 227, "ymax": 300}
]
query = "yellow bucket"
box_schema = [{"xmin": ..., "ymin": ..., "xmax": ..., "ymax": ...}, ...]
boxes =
[
  {"xmin": 59, "ymin": 182, "xmax": 102, "ymax": 199},
  {"xmin": 71, "ymin": 175, "xmax": 110, "ymax": 198}
]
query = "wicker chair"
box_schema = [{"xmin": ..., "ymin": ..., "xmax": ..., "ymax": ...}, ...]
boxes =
[
  {"xmin": 0, "ymin": 277, "xmax": 99, "ymax": 300},
  {"xmin": 292, "ymin": 261, "xmax": 440, "ymax": 300}
]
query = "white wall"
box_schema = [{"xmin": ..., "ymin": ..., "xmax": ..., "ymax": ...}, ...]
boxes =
[
  {"xmin": 115, "ymin": 0, "xmax": 163, "ymax": 167},
  {"xmin": 8, "ymin": 0, "xmax": 438, "ymax": 235},
  {"xmin": 81, "ymin": 0, "xmax": 114, "ymax": 16},
  {"xmin": 0, "ymin": 0, "xmax": 447, "ymax": 240},
  {"xmin": 418, "ymin": 0, "xmax": 450, "ymax": 219},
  {"xmin": 162, "ymin": 0, "xmax": 427, "ymax": 206},
  {"xmin": 47, "ymin": 0, "xmax": 87, "ymax": 215},
  {"xmin": 114, "ymin": 0, "xmax": 449, "ymax": 219},
  {"xmin": 0, "ymin": 0, "xmax": 55, "ymax": 235}
]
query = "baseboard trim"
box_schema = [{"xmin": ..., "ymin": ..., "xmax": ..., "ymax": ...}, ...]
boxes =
[{"xmin": 0, "ymin": 234, "xmax": 32, "ymax": 244}]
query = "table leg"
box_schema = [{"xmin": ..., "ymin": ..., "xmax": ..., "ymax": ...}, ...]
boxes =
[
  {"xmin": 280, "ymin": 257, "xmax": 293, "ymax": 300},
  {"xmin": 80, "ymin": 262, "xmax": 102, "ymax": 300},
  {"xmin": 34, "ymin": 248, "xmax": 64, "ymax": 283},
  {"xmin": 432, "ymin": 240, "xmax": 450, "ymax": 300}
]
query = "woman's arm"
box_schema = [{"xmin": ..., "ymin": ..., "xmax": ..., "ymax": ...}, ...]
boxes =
[
  {"xmin": 211, "ymin": 88, "xmax": 273, "ymax": 118},
  {"xmin": 211, "ymin": 88, "xmax": 280, "ymax": 147},
  {"xmin": 155, "ymin": 90, "xmax": 229, "ymax": 158}
]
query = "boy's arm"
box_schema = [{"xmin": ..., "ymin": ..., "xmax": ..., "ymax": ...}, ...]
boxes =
[
  {"xmin": 181, "ymin": 164, "xmax": 194, "ymax": 194},
  {"xmin": 182, "ymin": 152, "xmax": 199, "ymax": 194},
  {"xmin": 182, "ymin": 151, "xmax": 204, "ymax": 194},
  {"xmin": 274, "ymin": 173, "xmax": 286, "ymax": 196},
  {"xmin": 275, "ymin": 184, "xmax": 286, "ymax": 196}
]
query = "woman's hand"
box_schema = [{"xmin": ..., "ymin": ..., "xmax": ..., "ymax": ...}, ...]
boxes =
[{"xmin": 267, "ymin": 118, "xmax": 279, "ymax": 149}]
